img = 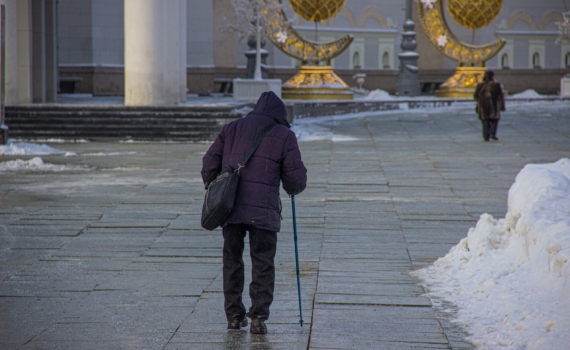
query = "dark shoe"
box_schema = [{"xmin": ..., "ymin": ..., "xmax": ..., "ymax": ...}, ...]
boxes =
[
  {"xmin": 250, "ymin": 318, "xmax": 267, "ymax": 334},
  {"xmin": 227, "ymin": 316, "xmax": 248, "ymax": 330},
  {"xmin": 484, "ymin": 138, "xmax": 489, "ymax": 142},
  {"xmin": 491, "ymin": 136, "xmax": 498, "ymax": 140}
]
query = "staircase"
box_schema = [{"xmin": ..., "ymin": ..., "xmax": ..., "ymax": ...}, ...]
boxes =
[{"xmin": 5, "ymin": 104, "xmax": 248, "ymax": 141}]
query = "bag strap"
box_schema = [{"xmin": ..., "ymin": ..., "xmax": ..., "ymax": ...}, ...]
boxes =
[{"xmin": 238, "ymin": 123, "xmax": 277, "ymax": 170}]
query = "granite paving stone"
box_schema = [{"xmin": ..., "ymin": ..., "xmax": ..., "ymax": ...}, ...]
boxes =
[{"xmin": 1, "ymin": 102, "xmax": 568, "ymax": 349}]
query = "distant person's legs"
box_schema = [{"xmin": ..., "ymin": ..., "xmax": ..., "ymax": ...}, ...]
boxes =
[
  {"xmin": 481, "ymin": 119, "xmax": 491, "ymax": 141},
  {"xmin": 490, "ymin": 119, "xmax": 499, "ymax": 140}
]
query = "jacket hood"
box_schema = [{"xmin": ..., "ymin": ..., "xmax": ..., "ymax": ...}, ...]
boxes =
[{"xmin": 247, "ymin": 91, "xmax": 290, "ymax": 128}]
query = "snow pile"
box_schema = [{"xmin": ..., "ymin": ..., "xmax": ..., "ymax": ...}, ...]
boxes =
[
  {"xmin": 510, "ymin": 89, "xmax": 545, "ymax": 99},
  {"xmin": 364, "ymin": 89, "xmax": 396, "ymax": 100},
  {"xmin": 291, "ymin": 124, "xmax": 359, "ymax": 142},
  {"xmin": 13, "ymin": 139, "xmax": 89, "ymax": 143},
  {"xmin": 0, "ymin": 141, "xmax": 67, "ymax": 155},
  {"xmin": 0, "ymin": 157, "xmax": 89, "ymax": 172},
  {"xmin": 414, "ymin": 159, "xmax": 570, "ymax": 349}
]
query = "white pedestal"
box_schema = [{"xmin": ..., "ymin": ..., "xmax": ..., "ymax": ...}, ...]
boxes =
[
  {"xmin": 561, "ymin": 75, "xmax": 570, "ymax": 97},
  {"xmin": 233, "ymin": 79, "xmax": 282, "ymax": 101}
]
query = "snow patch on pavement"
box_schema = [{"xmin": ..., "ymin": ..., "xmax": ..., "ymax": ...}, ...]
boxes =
[
  {"xmin": 0, "ymin": 157, "xmax": 91, "ymax": 173},
  {"xmin": 510, "ymin": 89, "xmax": 546, "ymax": 99},
  {"xmin": 0, "ymin": 141, "xmax": 67, "ymax": 155},
  {"xmin": 413, "ymin": 159, "xmax": 570, "ymax": 349},
  {"xmin": 291, "ymin": 124, "xmax": 359, "ymax": 142},
  {"xmin": 12, "ymin": 138, "xmax": 89, "ymax": 143}
]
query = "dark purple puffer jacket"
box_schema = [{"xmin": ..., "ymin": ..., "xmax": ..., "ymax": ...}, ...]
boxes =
[{"xmin": 201, "ymin": 91, "xmax": 307, "ymax": 232}]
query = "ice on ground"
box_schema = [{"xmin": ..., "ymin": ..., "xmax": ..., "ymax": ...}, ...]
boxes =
[
  {"xmin": 510, "ymin": 89, "xmax": 546, "ymax": 99},
  {"xmin": 103, "ymin": 167, "xmax": 140, "ymax": 171},
  {"xmin": 364, "ymin": 89, "xmax": 396, "ymax": 100},
  {"xmin": 82, "ymin": 151, "xmax": 137, "ymax": 156},
  {"xmin": 0, "ymin": 140, "xmax": 68, "ymax": 155},
  {"xmin": 413, "ymin": 159, "xmax": 570, "ymax": 349},
  {"xmin": 0, "ymin": 157, "xmax": 90, "ymax": 172}
]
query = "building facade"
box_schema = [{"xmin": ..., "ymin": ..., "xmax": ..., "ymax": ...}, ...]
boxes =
[{"xmin": 2, "ymin": 0, "xmax": 569, "ymax": 105}]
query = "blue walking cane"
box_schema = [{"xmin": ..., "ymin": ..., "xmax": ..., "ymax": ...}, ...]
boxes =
[{"xmin": 291, "ymin": 195, "xmax": 304, "ymax": 326}]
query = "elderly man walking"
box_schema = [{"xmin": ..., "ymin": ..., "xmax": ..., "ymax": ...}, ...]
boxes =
[
  {"xmin": 201, "ymin": 91, "xmax": 307, "ymax": 334},
  {"xmin": 474, "ymin": 70, "xmax": 506, "ymax": 141}
]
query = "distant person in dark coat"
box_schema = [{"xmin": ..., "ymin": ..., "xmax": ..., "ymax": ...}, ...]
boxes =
[
  {"xmin": 201, "ymin": 91, "xmax": 307, "ymax": 334},
  {"xmin": 474, "ymin": 70, "xmax": 505, "ymax": 141}
]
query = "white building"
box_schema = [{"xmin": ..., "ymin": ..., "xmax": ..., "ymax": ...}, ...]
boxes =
[{"xmin": 1, "ymin": 0, "xmax": 569, "ymax": 105}]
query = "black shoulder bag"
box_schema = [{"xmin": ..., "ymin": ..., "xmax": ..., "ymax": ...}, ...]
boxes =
[{"xmin": 201, "ymin": 123, "xmax": 276, "ymax": 231}]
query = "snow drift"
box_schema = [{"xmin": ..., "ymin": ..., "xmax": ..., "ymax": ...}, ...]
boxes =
[
  {"xmin": 364, "ymin": 89, "xmax": 396, "ymax": 100},
  {"xmin": 413, "ymin": 159, "xmax": 570, "ymax": 349},
  {"xmin": 0, "ymin": 157, "xmax": 89, "ymax": 172},
  {"xmin": 510, "ymin": 89, "xmax": 546, "ymax": 99},
  {"xmin": 0, "ymin": 141, "xmax": 67, "ymax": 155}
]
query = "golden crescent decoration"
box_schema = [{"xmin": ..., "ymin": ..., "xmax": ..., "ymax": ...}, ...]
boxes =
[
  {"xmin": 417, "ymin": 0, "xmax": 505, "ymax": 65},
  {"xmin": 289, "ymin": 0, "xmax": 346, "ymax": 23},
  {"xmin": 264, "ymin": 4, "xmax": 353, "ymax": 63}
]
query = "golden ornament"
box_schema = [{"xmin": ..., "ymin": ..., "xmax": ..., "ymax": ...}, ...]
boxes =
[
  {"xmin": 447, "ymin": 0, "xmax": 503, "ymax": 30},
  {"xmin": 417, "ymin": 0, "xmax": 505, "ymax": 98},
  {"xmin": 289, "ymin": 0, "xmax": 346, "ymax": 22}
]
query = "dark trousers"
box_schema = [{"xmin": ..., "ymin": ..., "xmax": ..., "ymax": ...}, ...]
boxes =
[
  {"xmin": 222, "ymin": 224, "xmax": 277, "ymax": 322},
  {"xmin": 481, "ymin": 119, "xmax": 499, "ymax": 140}
]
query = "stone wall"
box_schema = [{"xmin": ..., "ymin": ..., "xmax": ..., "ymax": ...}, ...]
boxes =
[
  {"xmin": 58, "ymin": 66, "xmax": 570, "ymax": 97},
  {"xmin": 494, "ymin": 69, "xmax": 568, "ymax": 95},
  {"xmin": 59, "ymin": 66, "xmax": 123, "ymax": 95}
]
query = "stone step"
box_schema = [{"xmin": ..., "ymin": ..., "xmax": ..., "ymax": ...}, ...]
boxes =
[
  {"xmin": 6, "ymin": 130, "xmax": 217, "ymax": 141},
  {"xmin": 10, "ymin": 119, "xmax": 223, "ymax": 131},
  {"xmin": 5, "ymin": 105, "xmax": 245, "ymax": 141}
]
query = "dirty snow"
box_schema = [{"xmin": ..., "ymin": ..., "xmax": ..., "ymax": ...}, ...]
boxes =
[
  {"xmin": 12, "ymin": 138, "xmax": 89, "ymax": 143},
  {"xmin": 0, "ymin": 157, "xmax": 90, "ymax": 172},
  {"xmin": 413, "ymin": 159, "xmax": 570, "ymax": 349},
  {"xmin": 0, "ymin": 141, "xmax": 69, "ymax": 156},
  {"xmin": 510, "ymin": 89, "xmax": 546, "ymax": 99}
]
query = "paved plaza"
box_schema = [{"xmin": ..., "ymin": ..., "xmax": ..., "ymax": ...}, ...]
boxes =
[{"xmin": 1, "ymin": 101, "xmax": 569, "ymax": 349}]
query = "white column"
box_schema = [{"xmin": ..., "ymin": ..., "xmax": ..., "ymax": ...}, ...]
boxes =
[
  {"xmin": 496, "ymin": 39, "xmax": 514, "ymax": 69},
  {"xmin": 31, "ymin": 0, "xmax": 45, "ymax": 103},
  {"xmin": 125, "ymin": 0, "xmax": 186, "ymax": 106},
  {"xmin": 125, "ymin": 0, "xmax": 164, "ymax": 106},
  {"xmin": 378, "ymin": 37, "xmax": 395, "ymax": 69},
  {"xmin": 16, "ymin": 0, "xmax": 31, "ymax": 104},
  {"xmin": 0, "ymin": 0, "xmax": 18, "ymax": 105},
  {"xmin": 162, "ymin": 1, "xmax": 177, "ymax": 105},
  {"xmin": 349, "ymin": 37, "xmax": 365, "ymax": 69},
  {"xmin": 44, "ymin": 0, "xmax": 56, "ymax": 102},
  {"xmin": 528, "ymin": 39, "xmax": 545, "ymax": 69},
  {"xmin": 179, "ymin": 0, "xmax": 187, "ymax": 103}
]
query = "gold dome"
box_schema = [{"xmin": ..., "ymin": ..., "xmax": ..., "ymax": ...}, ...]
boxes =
[
  {"xmin": 447, "ymin": 0, "xmax": 503, "ymax": 30},
  {"xmin": 289, "ymin": 0, "xmax": 346, "ymax": 23}
]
